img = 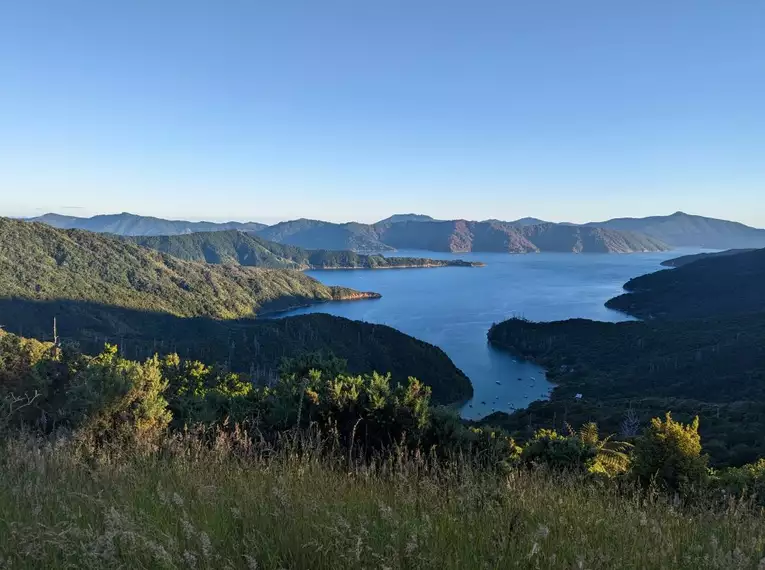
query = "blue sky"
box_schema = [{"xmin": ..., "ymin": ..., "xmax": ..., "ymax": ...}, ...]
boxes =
[{"xmin": 1, "ymin": 0, "xmax": 763, "ymax": 226}]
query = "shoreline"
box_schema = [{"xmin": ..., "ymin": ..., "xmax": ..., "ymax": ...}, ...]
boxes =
[
  {"xmin": 258, "ymin": 291, "xmax": 382, "ymax": 318},
  {"xmin": 307, "ymin": 262, "xmax": 485, "ymax": 270}
]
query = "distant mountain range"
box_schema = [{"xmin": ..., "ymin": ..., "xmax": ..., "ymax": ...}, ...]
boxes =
[
  {"xmin": 258, "ymin": 219, "xmax": 669, "ymax": 253},
  {"xmin": 256, "ymin": 219, "xmax": 392, "ymax": 253},
  {"xmin": 28, "ymin": 210, "xmax": 765, "ymax": 252},
  {"xmin": 376, "ymin": 214, "xmax": 437, "ymax": 224},
  {"xmin": 586, "ymin": 211, "xmax": 765, "ymax": 249},
  {"xmin": 29, "ymin": 212, "xmax": 267, "ymax": 236}
]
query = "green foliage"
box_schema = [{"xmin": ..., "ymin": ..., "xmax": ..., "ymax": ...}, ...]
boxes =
[
  {"xmin": 713, "ymin": 459, "xmax": 765, "ymax": 505},
  {"xmin": 0, "ymin": 218, "xmax": 473, "ymax": 406},
  {"xmin": 424, "ymin": 407, "xmax": 521, "ymax": 467},
  {"xmin": 2, "ymin": 300, "xmax": 471, "ymax": 405},
  {"xmin": 278, "ymin": 351, "xmax": 349, "ymax": 381},
  {"xmin": 0, "ymin": 217, "xmax": 371, "ymax": 320},
  {"xmin": 577, "ymin": 422, "xmax": 633, "ymax": 476},
  {"xmin": 521, "ymin": 428, "xmax": 598, "ymax": 471},
  {"xmin": 633, "ymin": 413, "xmax": 709, "ymax": 490},
  {"xmin": 0, "ymin": 329, "xmax": 54, "ymax": 397},
  {"xmin": 62, "ymin": 344, "xmax": 171, "ymax": 448}
]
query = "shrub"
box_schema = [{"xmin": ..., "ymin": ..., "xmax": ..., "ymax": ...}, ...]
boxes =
[
  {"xmin": 633, "ymin": 412, "xmax": 709, "ymax": 490},
  {"xmin": 521, "ymin": 428, "xmax": 597, "ymax": 471},
  {"xmin": 714, "ymin": 459, "xmax": 765, "ymax": 505},
  {"xmin": 63, "ymin": 345, "xmax": 171, "ymax": 448}
]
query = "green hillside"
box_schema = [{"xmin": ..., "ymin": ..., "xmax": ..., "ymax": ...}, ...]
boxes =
[
  {"xmin": 127, "ymin": 231, "xmax": 483, "ymax": 269},
  {"xmin": 0, "ymin": 218, "xmax": 376, "ymax": 320}
]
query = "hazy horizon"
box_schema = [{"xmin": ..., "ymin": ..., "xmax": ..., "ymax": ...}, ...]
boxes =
[
  {"xmin": 12, "ymin": 207, "xmax": 765, "ymax": 229},
  {"xmin": 2, "ymin": 1, "xmax": 763, "ymax": 226}
]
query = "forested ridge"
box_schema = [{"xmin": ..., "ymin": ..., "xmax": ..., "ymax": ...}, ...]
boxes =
[
  {"xmin": 0, "ymin": 217, "xmax": 376, "ymax": 319},
  {"xmin": 607, "ymin": 247, "xmax": 765, "ymax": 320},
  {"xmin": 127, "ymin": 230, "xmax": 483, "ymax": 270}
]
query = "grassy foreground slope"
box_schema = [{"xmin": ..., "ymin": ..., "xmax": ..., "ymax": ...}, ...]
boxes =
[
  {"xmin": 127, "ymin": 230, "xmax": 483, "ymax": 269},
  {"xmin": 0, "ymin": 218, "xmax": 377, "ymax": 318},
  {"xmin": 2, "ymin": 328, "xmax": 765, "ymax": 569},
  {"xmin": 2, "ymin": 437, "xmax": 763, "ymax": 570}
]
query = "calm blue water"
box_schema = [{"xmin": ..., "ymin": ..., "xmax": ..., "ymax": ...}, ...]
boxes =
[{"xmin": 279, "ymin": 249, "xmax": 704, "ymax": 420}]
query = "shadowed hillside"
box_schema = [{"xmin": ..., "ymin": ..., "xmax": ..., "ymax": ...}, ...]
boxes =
[
  {"xmin": 660, "ymin": 248, "xmax": 756, "ymax": 267},
  {"xmin": 0, "ymin": 298, "xmax": 471, "ymax": 404},
  {"xmin": 607, "ymin": 247, "xmax": 765, "ymax": 320}
]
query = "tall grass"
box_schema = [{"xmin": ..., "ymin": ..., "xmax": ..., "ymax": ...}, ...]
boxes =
[{"xmin": 1, "ymin": 430, "xmax": 764, "ymax": 569}]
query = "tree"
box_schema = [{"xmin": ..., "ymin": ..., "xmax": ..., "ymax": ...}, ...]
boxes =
[{"xmin": 633, "ymin": 413, "xmax": 708, "ymax": 490}]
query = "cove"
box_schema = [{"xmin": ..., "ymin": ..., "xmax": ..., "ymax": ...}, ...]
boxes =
[{"xmin": 277, "ymin": 249, "xmax": 702, "ymax": 420}]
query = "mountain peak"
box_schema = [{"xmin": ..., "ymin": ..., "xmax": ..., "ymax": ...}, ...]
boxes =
[{"xmin": 376, "ymin": 213, "xmax": 436, "ymax": 225}]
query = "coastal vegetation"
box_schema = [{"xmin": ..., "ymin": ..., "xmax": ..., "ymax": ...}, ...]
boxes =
[
  {"xmin": 486, "ymin": 315, "xmax": 765, "ymax": 466},
  {"xmin": 607, "ymin": 247, "xmax": 765, "ymax": 320}
]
